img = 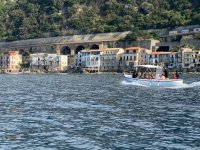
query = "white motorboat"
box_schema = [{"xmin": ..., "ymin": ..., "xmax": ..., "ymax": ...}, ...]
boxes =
[{"xmin": 124, "ymin": 65, "xmax": 183, "ymax": 88}]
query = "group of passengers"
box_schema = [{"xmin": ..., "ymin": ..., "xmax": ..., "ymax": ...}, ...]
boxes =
[
  {"xmin": 159, "ymin": 68, "xmax": 179, "ymax": 80},
  {"xmin": 131, "ymin": 71, "xmax": 155, "ymax": 79},
  {"xmin": 131, "ymin": 68, "xmax": 179, "ymax": 80}
]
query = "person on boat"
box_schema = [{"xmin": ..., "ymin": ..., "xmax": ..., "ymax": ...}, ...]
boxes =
[
  {"xmin": 160, "ymin": 74, "xmax": 166, "ymax": 80},
  {"xmin": 163, "ymin": 67, "xmax": 169, "ymax": 79},
  {"xmin": 150, "ymin": 73, "xmax": 155, "ymax": 79},
  {"xmin": 132, "ymin": 71, "xmax": 136, "ymax": 78},
  {"xmin": 173, "ymin": 70, "xmax": 179, "ymax": 79},
  {"xmin": 137, "ymin": 72, "xmax": 141, "ymax": 78}
]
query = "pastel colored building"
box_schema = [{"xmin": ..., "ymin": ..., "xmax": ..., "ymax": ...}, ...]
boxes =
[
  {"xmin": 122, "ymin": 47, "xmax": 149, "ymax": 69},
  {"xmin": 100, "ymin": 48, "xmax": 124, "ymax": 72},
  {"xmin": 179, "ymin": 48, "xmax": 200, "ymax": 69},
  {"xmin": 9, "ymin": 51, "xmax": 22, "ymax": 72}
]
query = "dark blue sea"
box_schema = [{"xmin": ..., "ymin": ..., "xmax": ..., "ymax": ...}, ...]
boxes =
[{"xmin": 0, "ymin": 74, "xmax": 200, "ymax": 150}]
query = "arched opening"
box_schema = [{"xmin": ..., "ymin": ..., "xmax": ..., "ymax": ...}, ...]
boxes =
[
  {"xmin": 19, "ymin": 49, "xmax": 25, "ymax": 55},
  {"xmin": 75, "ymin": 45, "xmax": 85, "ymax": 54},
  {"xmin": 61, "ymin": 46, "xmax": 71, "ymax": 55},
  {"xmin": 29, "ymin": 47, "xmax": 33, "ymax": 54},
  {"xmin": 90, "ymin": 44, "xmax": 99, "ymax": 49}
]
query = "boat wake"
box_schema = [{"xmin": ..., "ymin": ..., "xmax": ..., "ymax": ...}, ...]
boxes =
[
  {"xmin": 121, "ymin": 80, "xmax": 148, "ymax": 87},
  {"xmin": 183, "ymin": 81, "xmax": 200, "ymax": 88},
  {"xmin": 121, "ymin": 80, "xmax": 200, "ymax": 89}
]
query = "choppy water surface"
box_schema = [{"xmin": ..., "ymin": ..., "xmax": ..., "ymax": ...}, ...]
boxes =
[{"xmin": 0, "ymin": 74, "xmax": 200, "ymax": 149}]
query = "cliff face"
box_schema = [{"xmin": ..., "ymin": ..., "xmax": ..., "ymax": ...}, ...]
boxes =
[{"xmin": 0, "ymin": 0, "xmax": 199, "ymax": 41}]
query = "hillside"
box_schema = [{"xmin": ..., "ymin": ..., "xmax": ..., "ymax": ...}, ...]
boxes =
[{"xmin": 0, "ymin": 0, "xmax": 199, "ymax": 41}]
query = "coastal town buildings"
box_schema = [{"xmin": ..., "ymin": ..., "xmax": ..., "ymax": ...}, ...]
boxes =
[
  {"xmin": 147, "ymin": 52, "xmax": 171, "ymax": 66},
  {"xmin": 1, "ymin": 46, "xmax": 200, "ymax": 73},
  {"xmin": 0, "ymin": 51, "xmax": 22, "ymax": 72},
  {"xmin": 77, "ymin": 49, "xmax": 102, "ymax": 73},
  {"xmin": 30, "ymin": 53, "xmax": 68, "ymax": 72},
  {"xmin": 168, "ymin": 52, "xmax": 177, "ymax": 68},
  {"xmin": 0, "ymin": 53, "xmax": 8, "ymax": 72},
  {"xmin": 8, "ymin": 51, "xmax": 22, "ymax": 72},
  {"xmin": 179, "ymin": 48, "xmax": 200, "ymax": 69},
  {"xmin": 100, "ymin": 48, "xmax": 124, "ymax": 72},
  {"xmin": 122, "ymin": 47, "xmax": 149, "ymax": 69}
]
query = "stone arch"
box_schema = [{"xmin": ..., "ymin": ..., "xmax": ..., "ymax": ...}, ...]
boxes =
[
  {"xmin": 19, "ymin": 49, "xmax": 25, "ymax": 55},
  {"xmin": 90, "ymin": 44, "xmax": 99, "ymax": 49},
  {"xmin": 29, "ymin": 47, "xmax": 33, "ymax": 54},
  {"xmin": 61, "ymin": 46, "xmax": 71, "ymax": 55},
  {"xmin": 75, "ymin": 45, "xmax": 85, "ymax": 54}
]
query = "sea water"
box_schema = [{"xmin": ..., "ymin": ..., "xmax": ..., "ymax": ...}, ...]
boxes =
[{"xmin": 0, "ymin": 74, "xmax": 200, "ymax": 149}]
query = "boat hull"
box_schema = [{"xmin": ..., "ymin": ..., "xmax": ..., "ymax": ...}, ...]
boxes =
[{"xmin": 124, "ymin": 74, "xmax": 183, "ymax": 88}]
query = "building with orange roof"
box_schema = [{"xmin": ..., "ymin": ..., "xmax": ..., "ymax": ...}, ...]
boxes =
[
  {"xmin": 100, "ymin": 48, "xmax": 124, "ymax": 72},
  {"xmin": 5, "ymin": 51, "xmax": 22, "ymax": 72},
  {"xmin": 148, "ymin": 51, "xmax": 173, "ymax": 67},
  {"xmin": 122, "ymin": 47, "xmax": 149, "ymax": 69}
]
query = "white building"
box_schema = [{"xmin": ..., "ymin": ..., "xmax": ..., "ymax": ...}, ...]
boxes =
[
  {"xmin": 169, "ymin": 31, "xmax": 178, "ymax": 35},
  {"xmin": 193, "ymin": 28, "xmax": 200, "ymax": 33},
  {"xmin": 78, "ymin": 50, "xmax": 102, "ymax": 73},
  {"xmin": 148, "ymin": 52, "xmax": 171, "ymax": 66},
  {"xmin": 30, "ymin": 53, "xmax": 68, "ymax": 72}
]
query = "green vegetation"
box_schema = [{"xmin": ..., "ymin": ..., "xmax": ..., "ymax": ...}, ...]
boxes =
[
  {"xmin": 193, "ymin": 33, "xmax": 200, "ymax": 40},
  {"xmin": 120, "ymin": 28, "xmax": 161, "ymax": 41},
  {"xmin": 172, "ymin": 44, "xmax": 195, "ymax": 52},
  {"xmin": 0, "ymin": 0, "xmax": 199, "ymax": 41}
]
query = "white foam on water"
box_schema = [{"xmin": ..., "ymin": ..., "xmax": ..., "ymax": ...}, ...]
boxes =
[
  {"xmin": 167, "ymin": 81, "xmax": 200, "ymax": 89},
  {"xmin": 183, "ymin": 81, "xmax": 200, "ymax": 88},
  {"xmin": 121, "ymin": 80, "xmax": 200, "ymax": 89},
  {"xmin": 121, "ymin": 80, "xmax": 148, "ymax": 87}
]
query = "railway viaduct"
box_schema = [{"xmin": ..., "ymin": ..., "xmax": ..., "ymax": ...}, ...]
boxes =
[{"xmin": 0, "ymin": 32, "xmax": 131, "ymax": 56}]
